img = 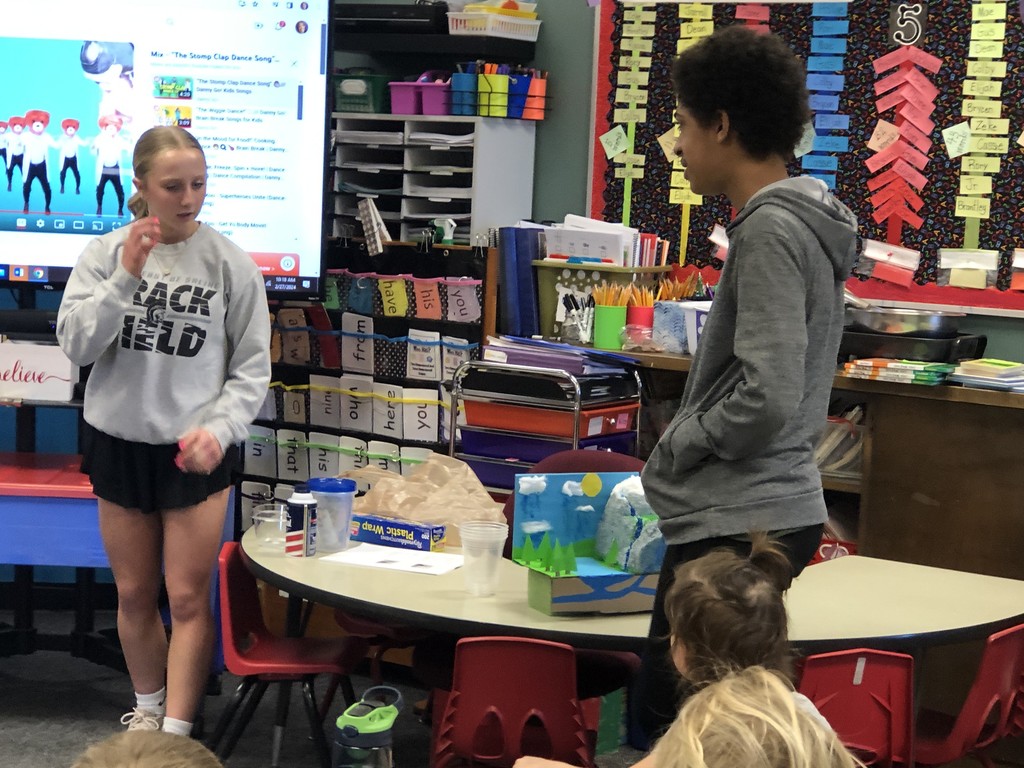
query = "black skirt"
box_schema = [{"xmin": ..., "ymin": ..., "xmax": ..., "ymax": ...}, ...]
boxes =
[{"xmin": 81, "ymin": 423, "xmax": 239, "ymax": 514}]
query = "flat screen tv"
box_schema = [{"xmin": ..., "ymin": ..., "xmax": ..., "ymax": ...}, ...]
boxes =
[{"xmin": 0, "ymin": 0, "xmax": 331, "ymax": 301}]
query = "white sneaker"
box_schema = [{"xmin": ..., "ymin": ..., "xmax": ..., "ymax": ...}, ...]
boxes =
[{"xmin": 120, "ymin": 707, "xmax": 164, "ymax": 731}]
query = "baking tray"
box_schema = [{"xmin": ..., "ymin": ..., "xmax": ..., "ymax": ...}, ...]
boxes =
[{"xmin": 838, "ymin": 331, "xmax": 987, "ymax": 364}]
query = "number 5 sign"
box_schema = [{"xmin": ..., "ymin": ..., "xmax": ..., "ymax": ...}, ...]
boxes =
[{"xmin": 889, "ymin": 2, "xmax": 928, "ymax": 47}]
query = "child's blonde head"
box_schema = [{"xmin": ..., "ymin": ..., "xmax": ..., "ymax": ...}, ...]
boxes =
[
  {"xmin": 665, "ymin": 533, "xmax": 794, "ymax": 685},
  {"xmin": 652, "ymin": 666, "xmax": 864, "ymax": 768},
  {"xmin": 72, "ymin": 730, "xmax": 223, "ymax": 768}
]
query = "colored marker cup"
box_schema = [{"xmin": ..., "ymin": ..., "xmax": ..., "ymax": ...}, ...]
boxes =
[{"xmin": 593, "ymin": 304, "xmax": 627, "ymax": 351}]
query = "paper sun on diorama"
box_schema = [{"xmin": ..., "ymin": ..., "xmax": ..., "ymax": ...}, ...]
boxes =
[{"xmin": 511, "ymin": 471, "xmax": 665, "ymax": 615}]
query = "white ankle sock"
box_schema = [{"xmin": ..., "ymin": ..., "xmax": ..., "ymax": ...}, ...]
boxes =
[
  {"xmin": 136, "ymin": 687, "xmax": 166, "ymax": 714},
  {"xmin": 162, "ymin": 717, "xmax": 192, "ymax": 736}
]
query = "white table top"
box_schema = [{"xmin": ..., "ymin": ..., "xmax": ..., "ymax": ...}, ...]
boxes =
[{"xmin": 241, "ymin": 530, "xmax": 1024, "ymax": 652}]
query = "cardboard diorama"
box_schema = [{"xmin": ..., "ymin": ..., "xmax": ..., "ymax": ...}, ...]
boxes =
[{"xmin": 511, "ymin": 471, "xmax": 665, "ymax": 615}]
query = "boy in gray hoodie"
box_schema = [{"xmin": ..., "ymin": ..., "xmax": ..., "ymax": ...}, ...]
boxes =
[{"xmin": 634, "ymin": 26, "xmax": 859, "ymax": 743}]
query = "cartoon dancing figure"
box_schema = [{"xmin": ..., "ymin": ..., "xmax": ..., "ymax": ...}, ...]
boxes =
[
  {"xmin": 0, "ymin": 122, "xmax": 8, "ymax": 178},
  {"xmin": 93, "ymin": 115, "xmax": 128, "ymax": 216},
  {"xmin": 81, "ymin": 41, "xmax": 135, "ymax": 129},
  {"xmin": 22, "ymin": 110, "xmax": 58, "ymax": 214},
  {"xmin": 58, "ymin": 119, "xmax": 87, "ymax": 195},
  {"xmin": 6, "ymin": 117, "xmax": 26, "ymax": 192}
]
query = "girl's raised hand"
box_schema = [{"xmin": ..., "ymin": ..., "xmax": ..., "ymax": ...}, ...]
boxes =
[{"xmin": 122, "ymin": 216, "xmax": 161, "ymax": 278}]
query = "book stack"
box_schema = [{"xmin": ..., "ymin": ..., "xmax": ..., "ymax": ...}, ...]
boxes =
[
  {"xmin": 949, "ymin": 358, "xmax": 1024, "ymax": 392},
  {"xmin": 840, "ymin": 358, "xmax": 955, "ymax": 386}
]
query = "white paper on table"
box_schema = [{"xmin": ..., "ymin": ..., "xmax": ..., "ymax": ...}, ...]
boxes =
[{"xmin": 321, "ymin": 543, "xmax": 463, "ymax": 575}]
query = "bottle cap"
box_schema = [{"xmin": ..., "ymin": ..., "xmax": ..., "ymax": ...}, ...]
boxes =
[
  {"xmin": 308, "ymin": 477, "xmax": 358, "ymax": 494},
  {"xmin": 293, "ymin": 482, "xmax": 309, "ymax": 494}
]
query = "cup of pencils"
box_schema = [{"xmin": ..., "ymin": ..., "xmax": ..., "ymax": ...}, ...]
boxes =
[
  {"xmin": 592, "ymin": 281, "xmax": 628, "ymax": 351},
  {"xmin": 626, "ymin": 285, "xmax": 655, "ymax": 329}
]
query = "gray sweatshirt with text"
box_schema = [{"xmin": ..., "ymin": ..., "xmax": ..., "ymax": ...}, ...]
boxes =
[
  {"xmin": 57, "ymin": 224, "xmax": 271, "ymax": 452},
  {"xmin": 641, "ymin": 177, "xmax": 858, "ymax": 545}
]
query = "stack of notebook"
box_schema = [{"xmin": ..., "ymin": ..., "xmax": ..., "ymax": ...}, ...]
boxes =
[
  {"xmin": 949, "ymin": 358, "xmax": 1024, "ymax": 392},
  {"xmin": 840, "ymin": 358, "xmax": 955, "ymax": 386}
]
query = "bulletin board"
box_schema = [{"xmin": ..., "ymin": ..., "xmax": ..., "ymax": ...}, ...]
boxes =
[{"xmin": 590, "ymin": 0, "xmax": 1024, "ymax": 313}]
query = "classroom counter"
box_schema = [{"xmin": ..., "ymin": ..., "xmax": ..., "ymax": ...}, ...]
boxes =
[{"xmin": 619, "ymin": 350, "xmax": 1024, "ymax": 581}]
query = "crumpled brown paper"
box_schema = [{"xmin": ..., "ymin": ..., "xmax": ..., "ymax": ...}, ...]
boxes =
[{"xmin": 339, "ymin": 454, "xmax": 504, "ymax": 543}]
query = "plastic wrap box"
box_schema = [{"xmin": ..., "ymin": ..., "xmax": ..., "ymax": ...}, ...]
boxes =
[{"xmin": 349, "ymin": 514, "xmax": 446, "ymax": 551}]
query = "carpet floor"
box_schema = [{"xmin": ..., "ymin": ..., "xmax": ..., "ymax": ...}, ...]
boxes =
[{"xmin": 0, "ymin": 610, "xmax": 644, "ymax": 768}]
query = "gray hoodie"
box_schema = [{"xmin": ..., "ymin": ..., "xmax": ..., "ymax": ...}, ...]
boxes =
[{"xmin": 641, "ymin": 177, "xmax": 859, "ymax": 545}]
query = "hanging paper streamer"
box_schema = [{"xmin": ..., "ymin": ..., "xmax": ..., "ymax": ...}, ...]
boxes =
[
  {"xmin": 671, "ymin": 3, "xmax": 712, "ymax": 263},
  {"xmin": 614, "ymin": 2, "xmax": 656, "ymax": 226},
  {"xmin": 955, "ymin": 1, "xmax": 1008, "ymax": 250},
  {"xmin": 867, "ymin": 44, "xmax": 941, "ymax": 246},
  {"xmin": 800, "ymin": 4, "xmax": 850, "ymax": 191}
]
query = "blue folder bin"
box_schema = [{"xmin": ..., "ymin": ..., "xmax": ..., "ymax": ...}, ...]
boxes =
[{"xmin": 450, "ymin": 72, "xmax": 477, "ymax": 116}]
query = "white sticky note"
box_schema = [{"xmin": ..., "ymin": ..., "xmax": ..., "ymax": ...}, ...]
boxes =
[
  {"xmin": 599, "ymin": 125, "xmax": 630, "ymax": 159},
  {"xmin": 340, "ymin": 312, "xmax": 374, "ymax": 375},
  {"xmin": 941, "ymin": 121, "xmax": 972, "ymax": 159},
  {"xmin": 794, "ymin": 121, "xmax": 816, "ymax": 159}
]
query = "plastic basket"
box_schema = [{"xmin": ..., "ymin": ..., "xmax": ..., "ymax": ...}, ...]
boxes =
[
  {"xmin": 447, "ymin": 12, "xmax": 542, "ymax": 41},
  {"xmin": 333, "ymin": 72, "xmax": 390, "ymax": 113}
]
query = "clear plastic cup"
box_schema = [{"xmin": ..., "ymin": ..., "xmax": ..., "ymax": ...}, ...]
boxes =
[
  {"xmin": 252, "ymin": 503, "xmax": 289, "ymax": 554},
  {"xmin": 457, "ymin": 521, "xmax": 509, "ymax": 597}
]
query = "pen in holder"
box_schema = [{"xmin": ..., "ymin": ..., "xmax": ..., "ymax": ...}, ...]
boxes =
[{"xmin": 478, "ymin": 73, "xmax": 509, "ymax": 118}]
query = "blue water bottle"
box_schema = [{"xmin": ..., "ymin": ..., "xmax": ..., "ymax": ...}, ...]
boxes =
[{"xmin": 285, "ymin": 483, "xmax": 317, "ymax": 557}]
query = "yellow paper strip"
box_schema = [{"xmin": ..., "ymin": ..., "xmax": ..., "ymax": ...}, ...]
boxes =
[
  {"xmin": 620, "ymin": 153, "xmax": 646, "ymax": 166},
  {"xmin": 967, "ymin": 60, "xmax": 1007, "ymax": 78},
  {"xmin": 961, "ymin": 155, "xmax": 1001, "ymax": 174},
  {"xmin": 619, "ymin": 55, "xmax": 652, "ymax": 69},
  {"xmin": 615, "ymin": 166, "xmax": 645, "ymax": 180},
  {"xmin": 955, "ymin": 196, "xmax": 992, "ymax": 219},
  {"xmin": 624, "ymin": 8, "xmax": 656, "ymax": 22},
  {"xmin": 618, "ymin": 70, "xmax": 651, "ymax": 87},
  {"xmin": 671, "ymin": 170, "xmax": 686, "ymax": 187},
  {"xmin": 622, "ymin": 22, "xmax": 656, "ymax": 38},
  {"xmin": 949, "ymin": 268, "xmax": 989, "ymax": 289},
  {"xmin": 615, "ymin": 88, "xmax": 649, "ymax": 105},
  {"xmin": 968, "ymin": 135, "xmax": 1009, "ymax": 154},
  {"xmin": 670, "ymin": 188, "xmax": 703, "ymax": 205},
  {"xmin": 960, "ymin": 175, "xmax": 994, "ymax": 196},
  {"xmin": 970, "ymin": 117, "xmax": 1009, "ymax": 134},
  {"xmin": 968, "ymin": 39, "xmax": 1004, "ymax": 58},
  {"xmin": 971, "ymin": 21, "xmax": 1006, "ymax": 40},
  {"xmin": 613, "ymin": 108, "xmax": 647, "ymax": 124},
  {"xmin": 677, "ymin": 37, "xmax": 702, "ymax": 54},
  {"xmin": 679, "ymin": 3, "xmax": 713, "ymax": 19},
  {"xmin": 972, "ymin": 2, "xmax": 1007, "ymax": 21},
  {"xmin": 681, "ymin": 20, "xmax": 714, "ymax": 37},
  {"xmin": 963, "ymin": 79, "xmax": 1002, "ymax": 99},
  {"xmin": 961, "ymin": 99, "xmax": 1002, "ymax": 119},
  {"xmin": 621, "ymin": 38, "xmax": 654, "ymax": 54}
]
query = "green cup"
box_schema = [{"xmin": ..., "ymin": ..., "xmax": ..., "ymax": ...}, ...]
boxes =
[{"xmin": 593, "ymin": 304, "xmax": 627, "ymax": 350}]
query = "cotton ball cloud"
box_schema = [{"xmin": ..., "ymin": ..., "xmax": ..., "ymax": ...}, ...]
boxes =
[
  {"xmin": 518, "ymin": 475, "xmax": 547, "ymax": 495},
  {"xmin": 562, "ymin": 480, "xmax": 584, "ymax": 496}
]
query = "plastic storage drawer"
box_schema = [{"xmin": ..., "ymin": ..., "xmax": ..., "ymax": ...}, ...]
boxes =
[
  {"xmin": 460, "ymin": 429, "xmax": 635, "ymax": 464},
  {"xmin": 462, "ymin": 400, "xmax": 639, "ymax": 438}
]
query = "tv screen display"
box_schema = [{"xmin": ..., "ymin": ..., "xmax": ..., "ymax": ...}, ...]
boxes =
[{"xmin": 1, "ymin": 0, "xmax": 331, "ymax": 300}]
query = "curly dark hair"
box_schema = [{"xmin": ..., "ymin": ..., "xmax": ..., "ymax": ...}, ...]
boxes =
[{"xmin": 671, "ymin": 25, "xmax": 810, "ymax": 160}]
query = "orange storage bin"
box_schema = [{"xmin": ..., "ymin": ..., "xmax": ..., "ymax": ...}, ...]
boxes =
[{"xmin": 463, "ymin": 400, "xmax": 639, "ymax": 438}]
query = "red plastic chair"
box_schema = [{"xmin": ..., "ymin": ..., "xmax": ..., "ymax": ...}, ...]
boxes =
[
  {"xmin": 797, "ymin": 648, "xmax": 914, "ymax": 767},
  {"xmin": 432, "ymin": 636, "xmax": 598, "ymax": 768},
  {"xmin": 207, "ymin": 542, "xmax": 369, "ymax": 768},
  {"xmin": 915, "ymin": 623, "xmax": 1024, "ymax": 767}
]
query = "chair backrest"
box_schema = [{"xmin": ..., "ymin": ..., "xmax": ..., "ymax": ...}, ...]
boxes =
[
  {"xmin": 218, "ymin": 541, "xmax": 273, "ymax": 677},
  {"xmin": 798, "ymin": 648, "xmax": 914, "ymax": 767},
  {"xmin": 942, "ymin": 622, "xmax": 1024, "ymax": 755},
  {"xmin": 499, "ymin": 449, "xmax": 645, "ymax": 559},
  {"xmin": 433, "ymin": 636, "xmax": 593, "ymax": 768}
]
